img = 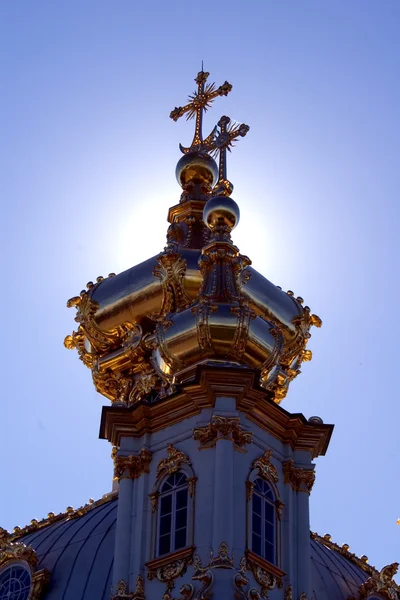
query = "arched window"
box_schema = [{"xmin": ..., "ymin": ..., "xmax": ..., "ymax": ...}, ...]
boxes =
[
  {"xmin": 157, "ymin": 472, "xmax": 189, "ymax": 556},
  {"xmin": 0, "ymin": 563, "xmax": 31, "ymax": 600},
  {"xmin": 251, "ymin": 478, "xmax": 276, "ymax": 564}
]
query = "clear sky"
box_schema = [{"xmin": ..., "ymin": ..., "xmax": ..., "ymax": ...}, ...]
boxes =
[{"xmin": 1, "ymin": 0, "xmax": 399, "ymax": 573}]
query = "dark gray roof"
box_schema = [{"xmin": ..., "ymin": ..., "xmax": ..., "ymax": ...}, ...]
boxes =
[
  {"xmin": 311, "ymin": 537, "xmax": 366, "ymax": 599},
  {"xmin": 20, "ymin": 497, "xmax": 117, "ymax": 600},
  {"xmin": 15, "ymin": 497, "xmax": 369, "ymax": 599}
]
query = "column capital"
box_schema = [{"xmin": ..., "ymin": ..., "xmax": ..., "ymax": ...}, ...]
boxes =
[
  {"xmin": 113, "ymin": 449, "xmax": 152, "ymax": 481},
  {"xmin": 283, "ymin": 460, "xmax": 315, "ymax": 494}
]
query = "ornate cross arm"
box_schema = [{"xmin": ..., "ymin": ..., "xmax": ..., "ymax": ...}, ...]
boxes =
[
  {"xmin": 170, "ymin": 70, "xmax": 233, "ymax": 153},
  {"xmin": 210, "ymin": 115, "xmax": 250, "ymax": 196}
]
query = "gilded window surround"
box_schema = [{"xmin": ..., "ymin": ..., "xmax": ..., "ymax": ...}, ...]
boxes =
[
  {"xmin": 156, "ymin": 445, "xmax": 192, "ymax": 481},
  {"xmin": 100, "ymin": 367, "xmax": 333, "ymax": 460},
  {"xmin": 149, "ymin": 446, "xmax": 196, "ymax": 557},
  {"xmin": 244, "ymin": 550, "xmax": 285, "ymax": 598},
  {"xmin": 146, "ymin": 546, "xmax": 195, "ymax": 591},
  {"xmin": 0, "ymin": 528, "xmax": 50, "ymax": 600}
]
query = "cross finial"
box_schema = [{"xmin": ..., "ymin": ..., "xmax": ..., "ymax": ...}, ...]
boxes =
[
  {"xmin": 210, "ymin": 116, "xmax": 250, "ymax": 196},
  {"xmin": 170, "ymin": 71, "xmax": 232, "ymax": 154}
]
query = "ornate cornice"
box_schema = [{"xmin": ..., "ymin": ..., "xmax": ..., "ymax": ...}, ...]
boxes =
[
  {"xmin": 156, "ymin": 445, "xmax": 192, "ymax": 480},
  {"xmin": 283, "ymin": 460, "xmax": 315, "ymax": 494},
  {"xmin": 111, "ymin": 575, "xmax": 146, "ymax": 600},
  {"xmin": 193, "ymin": 415, "xmax": 253, "ymax": 448},
  {"xmin": 252, "ymin": 450, "xmax": 279, "ymax": 483},
  {"xmin": 0, "ymin": 529, "xmax": 50, "ymax": 599},
  {"xmin": 113, "ymin": 449, "xmax": 152, "ymax": 481},
  {"xmin": 100, "ymin": 367, "xmax": 333, "ymax": 459}
]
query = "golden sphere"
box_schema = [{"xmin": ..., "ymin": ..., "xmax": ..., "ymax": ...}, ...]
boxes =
[
  {"xmin": 203, "ymin": 196, "xmax": 240, "ymax": 231},
  {"xmin": 176, "ymin": 151, "xmax": 218, "ymax": 188}
]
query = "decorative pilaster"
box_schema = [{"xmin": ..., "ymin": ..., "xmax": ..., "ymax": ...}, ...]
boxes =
[
  {"xmin": 112, "ymin": 449, "xmax": 152, "ymax": 590},
  {"xmin": 283, "ymin": 461, "xmax": 313, "ymax": 598},
  {"xmin": 212, "ymin": 434, "xmax": 234, "ymax": 549}
]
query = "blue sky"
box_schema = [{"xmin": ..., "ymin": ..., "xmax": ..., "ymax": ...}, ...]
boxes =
[{"xmin": 1, "ymin": 0, "xmax": 399, "ymax": 571}]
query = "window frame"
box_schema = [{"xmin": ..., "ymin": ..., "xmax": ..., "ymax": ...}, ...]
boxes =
[
  {"xmin": 156, "ymin": 472, "xmax": 189, "ymax": 557},
  {"xmin": 251, "ymin": 477, "xmax": 277, "ymax": 564},
  {"xmin": 246, "ymin": 461, "xmax": 282, "ymax": 568},
  {"xmin": 150, "ymin": 463, "xmax": 196, "ymax": 560},
  {"xmin": 0, "ymin": 561, "xmax": 32, "ymax": 600}
]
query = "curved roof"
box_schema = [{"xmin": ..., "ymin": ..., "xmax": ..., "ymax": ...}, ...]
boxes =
[
  {"xmin": 9, "ymin": 497, "xmax": 385, "ymax": 600},
  {"xmin": 311, "ymin": 536, "xmax": 368, "ymax": 599},
  {"xmin": 18, "ymin": 497, "xmax": 117, "ymax": 600}
]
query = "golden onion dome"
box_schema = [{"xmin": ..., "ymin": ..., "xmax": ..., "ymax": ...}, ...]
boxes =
[{"xmin": 65, "ymin": 69, "xmax": 321, "ymax": 406}]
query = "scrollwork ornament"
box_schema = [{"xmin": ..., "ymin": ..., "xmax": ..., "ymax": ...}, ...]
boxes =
[
  {"xmin": 113, "ymin": 449, "xmax": 152, "ymax": 481},
  {"xmin": 251, "ymin": 450, "xmax": 279, "ymax": 484},
  {"xmin": 193, "ymin": 416, "xmax": 253, "ymax": 448},
  {"xmin": 157, "ymin": 445, "xmax": 192, "ymax": 480},
  {"xmin": 356, "ymin": 562, "xmax": 400, "ymax": 600},
  {"xmin": 283, "ymin": 460, "xmax": 315, "ymax": 494},
  {"xmin": 111, "ymin": 577, "xmax": 146, "ymax": 600},
  {"xmin": 284, "ymin": 585, "xmax": 293, "ymax": 600},
  {"xmin": 153, "ymin": 252, "xmax": 191, "ymax": 318}
]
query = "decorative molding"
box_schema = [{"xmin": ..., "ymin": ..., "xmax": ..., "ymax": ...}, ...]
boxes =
[
  {"xmin": 252, "ymin": 450, "xmax": 279, "ymax": 483},
  {"xmin": 348, "ymin": 562, "xmax": 400, "ymax": 600},
  {"xmin": 9, "ymin": 491, "xmax": 117, "ymax": 542},
  {"xmin": 193, "ymin": 415, "xmax": 253, "ymax": 448},
  {"xmin": 275, "ymin": 500, "xmax": 285, "ymax": 521},
  {"xmin": 244, "ymin": 550, "xmax": 285, "ymax": 598},
  {"xmin": 111, "ymin": 576, "xmax": 146, "ymax": 600},
  {"xmin": 153, "ymin": 252, "xmax": 191, "ymax": 318},
  {"xmin": 156, "ymin": 445, "xmax": 192, "ymax": 480},
  {"xmin": 146, "ymin": 546, "xmax": 194, "ymax": 591},
  {"xmin": 0, "ymin": 528, "xmax": 50, "ymax": 599},
  {"xmin": 311, "ymin": 531, "xmax": 377, "ymax": 578},
  {"xmin": 187, "ymin": 477, "xmax": 197, "ymax": 498},
  {"xmin": 283, "ymin": 460, "xmax": 315, "ymax": 494},
  {"xmin": 162, "ymin": 583, "xmax": 194, "ymax": 600},
  {"xmin": 193, "ymin": 542, "xmax": 234, "ymax": 572},
  {"xmin": 113, "ymin": 449, "xmax": 152, "ymax": 481},
  {"xmin": 284, "ymin": 585, "xmax": 293, "ymax": 600},
  {"xmin": 234, "ymin": 557, "xmax": 261, "ymax": 600},
  {"xmin": 149, "ymin": 491, "xmax": 159, "ymax": 514},
  {"xmin": 246, "ymin": 480, "xmax": 255, "ymax": 502},
  {"xmin": 100, "ymin": 367, "xmax": 333, "ymax": 460}
]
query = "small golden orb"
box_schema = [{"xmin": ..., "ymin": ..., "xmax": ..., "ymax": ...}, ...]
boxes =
[
  {"xmin": 203, "ymin": 196, "xmax": 240, "ymax": 231},
  {"xmin": 176, "ymin": 151, "xmax": 218, "ymax": 188}
]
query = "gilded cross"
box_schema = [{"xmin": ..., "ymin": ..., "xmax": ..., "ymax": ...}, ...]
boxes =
[
  {"xmin": 210, "ymin": 115, "xmax": 250, "ymax": 196},
  {"xmin": 170, "ymin": 70, "xmax": 232, "ymax": 153}
]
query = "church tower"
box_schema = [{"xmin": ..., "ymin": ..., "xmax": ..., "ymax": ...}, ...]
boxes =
[
  {"xmin": 64, "ymin": 69, "xmax": 331, "ymax": 600},
  {"xmin": 2, "ymin": 69, "xmax": 399, "ymax": 600}
]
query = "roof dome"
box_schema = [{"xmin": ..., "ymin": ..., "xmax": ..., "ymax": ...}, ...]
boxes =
[
  {"xmin": 64, "ymin": 70, "xmax": 321, "ymax": 406},
  {"xmin": 6, "ymin": 498, "xmax": 396, "ymax": 600}
]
